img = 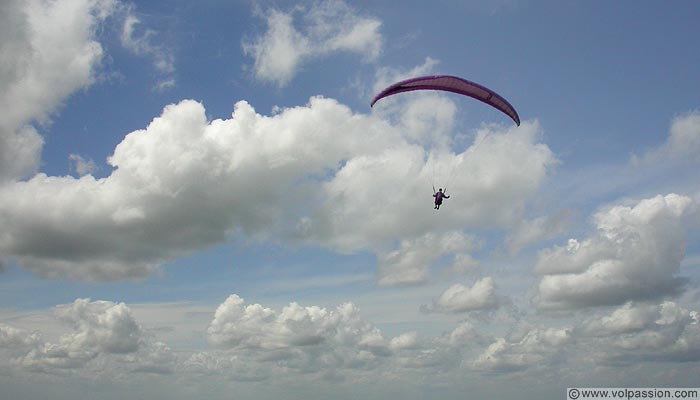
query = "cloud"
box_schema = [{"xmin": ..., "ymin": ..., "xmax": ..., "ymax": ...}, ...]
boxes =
[
  {"xmin": 53, "ymin": 298, "xmax": 143, "ymax": 354},
  {"xmin": 472, "ymin": 327, "xmax": 572, "ymax": 374},
  {"xmin": 12, "ymin": 299, "xmax": 143, "ymax": 372},
  {"xmin": 534, "ymin": 194, "xmax": 695, "ymax": 310},
  {"xmin": 126, "ymin": 341, "xmax": 177, "ymax": 375},
  {"xmin": 120, "ymin": 6, "xmax": 176, "ymax": 90},
  {"xmin": 204, "ymin": 295, "xmax": 493, "ymax": 379},
  {"xmin": 200, "ymin": 294, "xmax": 423, "ymax": 379},
  {"xmin": 579, "ymin": 301, "xmax": 700, "ymax": 365},
  {"xmin": 0, "ymin": 97, "xmax": 389, "ymax": 280},
  {"xmin": 0, "ymin": 96, "xmax": 555, "ymax": 281},
  {"xmin": 182, "ymin": 351, "xmax": 272, "ymax": 381},
  {"xmin": 579, "ymin": 302, "xmax": 661, "ymax": 337},
  {"xmin": 0, "ymin": 0, "xmax": 118, "ymax": 182},
  {"xmin": 0, "ymin": 324, "xmax": 42, "ymax": 352},
  {"xmin": 301, "ymin": 120, "xmax": 556, "ymax": 253},
  {"xmin": 0, "ymin": 299, "xmax": 180, "ymax": 376},
  {"xmin": 505, "ymin": 210, "xmax": 572, "ymax": 254},
  {"xmin": 198, "ymin": 296, "xmax": 510, "ymax": 381},
  {"xmin": 69, "ymin": 153, "xmax": 99, "ymax": 176},
  {"xmin": 243, "ymin": 10, "xmax": 309, "ymax": 87},
  {"xmin": 372, "ymin": 57, "xmax": 441, "ymax": 97},
  {"xmin": 389, "ymin": 331, "xmax": 420, "ymax": 351},
  {"xmin": 665, "ymin": 111, "xmax": 700, "ymax": 159},
  {"xmin": 442, "ymin": 321, "xmax": 491, "ymax": 348},
  {"xmin": 208, "ymin": 295, "xmax": 390, "ymax": 356},
  {"xmin": 423, "ymin": 277, "xmax": 504, "ymax": 314},
  {"xmin": 367, "ymin": 58, "xmax": 446, "ymax": 131},
  {"xmin": 4, "ymin": 295, "xmax": 699, "ymax": 388},
  {"xmin": 634, "ymin": 111, "xmax": 700, "ymax": 165},
  {"xmin": 243, "ymin": 0, "xmax": 382, "ymax": 86},
  {"xmin": 376, "ymin": 231, "xmax": 477, "ymax": 286}
]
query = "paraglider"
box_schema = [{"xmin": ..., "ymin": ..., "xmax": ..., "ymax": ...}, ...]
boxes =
[
  {"xmin": 370, "ymin": 75, "xmax": 520, "ymax": 126},
  {"xmin": 433, "ymin": 188, "xmax": 449, "ymax": 210},
  {"xmin": 371, "ymin": 75, "xmax": 521, "ymax": 210}
]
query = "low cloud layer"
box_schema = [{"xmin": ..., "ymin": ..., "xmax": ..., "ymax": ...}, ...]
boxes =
[
  {"xmin": 206, "ymin": 294, "xmax": 393, "ymax": 376},
  {"xmin": 4, "ymin": 295, "xmax": 696, "ymax": 387},
  {"xmin": 1, "ymin": 299, "xmax": 173, "ymax": 375}
]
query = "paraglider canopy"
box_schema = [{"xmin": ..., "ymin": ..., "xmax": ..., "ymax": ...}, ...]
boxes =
[{"xmin": 370, "ymin": 75, "xmax": 520, "ymax": 126}]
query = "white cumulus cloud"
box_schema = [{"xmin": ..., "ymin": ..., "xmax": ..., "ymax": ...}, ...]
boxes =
[
  {"xmin": 69, "ymin": 153, "xmax": 99, "ymax": 176},
  {"xmin": 578, "ymin": 301, "xmax": 700, "ymax": 365},
  {"xmin": 424, "ymin": 277, "xmax": 504, "ymax": 314},
  {"xmin": 535, "ymin": 194, "xmax": 695, "ymax": 310},
  {"xmin": 472, "ymin": 327, "xmax": 572, "ymax": 374},
  {"xmin": 506, "ymin": 210, "xmax": 572, "ymax": 254},
  {"xmin": 53, "ymin": 298, "xmax": 143, "ymax": 354},
  {"xmin": 0, "ymin": 299, "xmax": 179, "ymax": 376},
  {"xmin": 634, "ymin": 111, "xmax": 700, "ymax": 165},
  {"xmin": 0, "ymin": 95, "xmax": 555, "ymax": 281},
  {"xmin": 244, "ymin": 0, "xmax": 382, "ymax": 86},
  {"xmin": 0, "ymin": 0, "xmax": 118, "ymax": 182},
  {"xmin": 301, "ymin": 120, "xmax": 556, "ymax": 253},
  {"xmin": 120, "ymin": 6, "xmax": 176, "ymax": 90},
  {"xmin": 0, "ymin": 324, "xmax": 42, "ymax": 354},
  {"xmin": 208, "ymin": 294, "xmax": 390, "ymax": 355},
  {"xmin": 376, "ymin": 231, "xmax": 477, "ymax": 286},
  {"xmin": 6, "ymin": 295, "xmax": 699, "ymax": 387}
]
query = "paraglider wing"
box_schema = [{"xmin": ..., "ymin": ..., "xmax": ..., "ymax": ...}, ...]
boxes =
[{"xmin": 370, "ymin": 75, "xmax": 520, "ymax": 126}]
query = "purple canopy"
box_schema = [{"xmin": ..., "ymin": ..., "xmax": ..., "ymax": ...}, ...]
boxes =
[{"xmin": 370, "ymin": 75, "xmax": 520, "ymax": 126}]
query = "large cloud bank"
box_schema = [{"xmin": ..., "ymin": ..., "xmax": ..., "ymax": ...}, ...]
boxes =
[
  {"xmin": 0, "ymin": 96, "xmax": 555, "ymax": 280},
  {"xmin": 0, "ymin": 0, "xmax": 555, "ymax": 283}
]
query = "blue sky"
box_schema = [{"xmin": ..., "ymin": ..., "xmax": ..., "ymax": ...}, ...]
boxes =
[{"xmin": 1, "ymin": 0, "xmax": 700, "ymax": 399}]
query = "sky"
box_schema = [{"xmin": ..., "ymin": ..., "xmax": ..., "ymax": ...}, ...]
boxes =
[{"xmin": 1, "ymin": 0, "xmax": 700, "ymax": 399}]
